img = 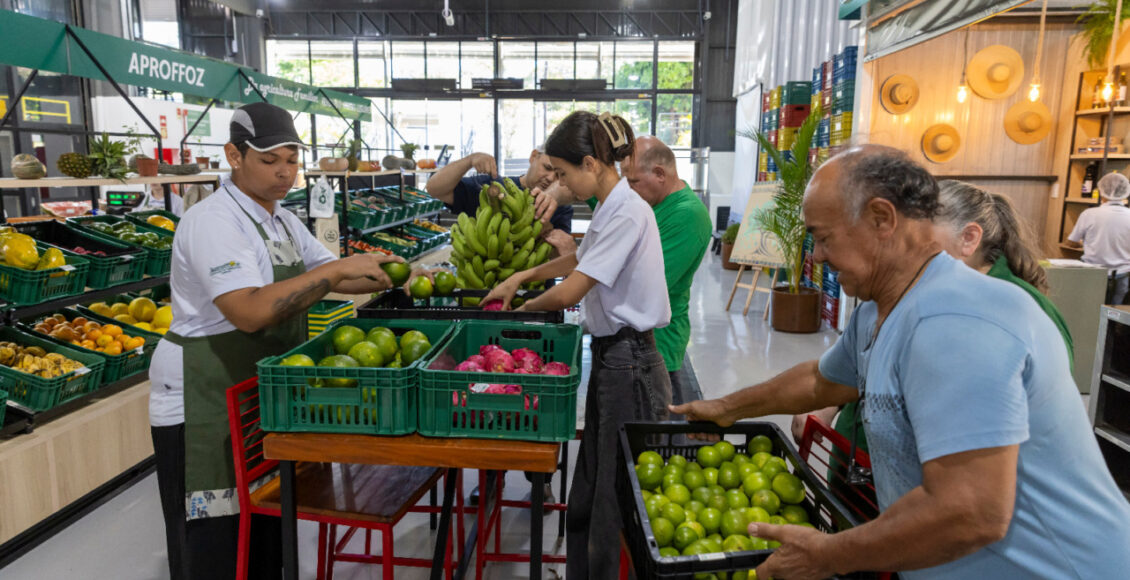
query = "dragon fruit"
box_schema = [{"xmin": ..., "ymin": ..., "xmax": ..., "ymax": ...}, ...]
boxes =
[
  {"xmin": 484, "ymin": 349, "xmax": 515, "ymax": 373},
  {"xmin": 543, "ymin": 362, "xmax": 570, "ymax": 375},
  {"xmin": 455, "ymin": 360, "xmax": 486, "ymax": 372},
  {"xmin": 511, "ymin": 348, "xmax": 544, "ymax": 373},
  {"xmin": 479, "ymin": 344, "xmax": 504, "ymax": 357},
  {"xmin": 467, "ymin": 354, "xmax": 487, "ymax": 367},
  {"xmin": 482, "ymin": 300, "xmax": 504, "ymax": 311}
]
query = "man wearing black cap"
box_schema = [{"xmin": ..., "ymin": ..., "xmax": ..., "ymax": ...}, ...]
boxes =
[{"xmin": 148, "ymin": 102, "xmax": 404, "ymax": 579}]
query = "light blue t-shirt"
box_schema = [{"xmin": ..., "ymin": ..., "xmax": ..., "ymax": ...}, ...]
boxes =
[{"xmin": 819, "ymin": 253, "xmax": 1130, "ymax": 579}]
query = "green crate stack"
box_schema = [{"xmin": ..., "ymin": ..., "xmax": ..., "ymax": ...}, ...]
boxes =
[
  {"xmin": 0, "ymin": 327, "xmax": 106, "ymax": 411},
  {"xmin": 307, "ymin": 300, "xmax": 354, "ymax": 339},
  {"xmin": 68, "ymin": 215, "xmax": 174, "ymax": 276},
  {"xmin": 780, "ymin": 81, "xmax": 813, "ymax": 106},
  {"xmin": 417, "ymin": 320, "xmax": 583, "ymax": 442},
  {"xmin": 0, "ymin": 241, "xmax": 90, "ymax": 306},
  {"xmin": 256, "ymin": 317, "xmax": 456, "ymax": 435},
  {"xmin": 20, "ymin": 307, "xmax": 160, "ymax": 384}
]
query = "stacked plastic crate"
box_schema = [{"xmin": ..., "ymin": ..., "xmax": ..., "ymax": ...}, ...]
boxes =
[
  {"xmin": 829, "ymin": 46, "xmax": 858, "ymax": 155},
  {"xmin": 758, "ymin": 92, "xmax": 776, "ymax": 182}
]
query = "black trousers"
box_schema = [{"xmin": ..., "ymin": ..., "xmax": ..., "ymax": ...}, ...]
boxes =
[
  {"xmin": 566, "ymin": 327, "xmax": 672, "ymax": 580},
  {"xmin": 152, "ymin": 424, "xmax": 188, "ymax": 580}
]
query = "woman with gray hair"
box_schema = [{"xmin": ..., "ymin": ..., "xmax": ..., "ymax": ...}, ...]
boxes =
[{"xmin": 1066, "ymin": 171, "xmax": 1130, "ymax": 304}]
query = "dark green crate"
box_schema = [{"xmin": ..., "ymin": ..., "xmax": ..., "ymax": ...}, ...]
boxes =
[
  {"xmin": 68, "ymin": 215, "xmax": 174, "ymax": 277},
  {"xmin": 20, "ymin": 307, "xmax": 158, "ymax": 383},
  {"xmin": 0, "ymin": 389, "xmax": 7, "ymax": 427},
  {"xmin": 417, "ymin": 320, "xmax": 582, "ymax": 442},
  {"xmin": 0, "ymin": 241, "xmax": 90, "ymax": 306},
  {"xmin": 257, "ymin": 317, "xmax": 457, "ymax": 435},
  {"xmin": 9, "ymin": 220, "xmax": 146, "ymax": 290},
  {"xmin": 0, "ymin": 327, "xmax": 106, "ymax": 411},
  {"xmin": 336, "ymin": 201, "xmax": 391, "ymax": 231},
  {"xmin": 125, "ymin": 209, "xmax": 180, "ymax": 228}
]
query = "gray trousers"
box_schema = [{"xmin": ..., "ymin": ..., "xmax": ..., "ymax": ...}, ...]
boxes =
[{"xmin": 567, "ymin": 328, "xmax": 672, "ymax": 579}]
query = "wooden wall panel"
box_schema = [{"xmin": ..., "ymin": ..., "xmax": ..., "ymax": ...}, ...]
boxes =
[{"xmin": 0, "ymin": 436, "xmax": 57, "ymax": 543}]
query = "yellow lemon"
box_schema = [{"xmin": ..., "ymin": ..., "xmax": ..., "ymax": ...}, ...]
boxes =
[
  {"xmin": 114, "ymin": 314, "xmax": 138, "ymax": 326},
  {"xmin": 134, "ymin": 322, "xmax": 153, "ymax": 332},
  {"xmin": 88, "ymin": 302, "xmax": 112, "ymax": 317},
  {"xmin": 110, "ymin": 302, "xmax": 130, "ymax": 317},
  {"xmin": 152, "ymin": 305, "xmax": 173, "ymax": 329},
  {"xmin": 154, "ymin": 327, "xmax": 168, "ymax": 335},
  {"xmin": 128, "ymin": 297, "xmax": 157, "ymax": 322}
]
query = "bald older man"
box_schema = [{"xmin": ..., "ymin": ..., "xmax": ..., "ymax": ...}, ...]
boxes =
[{"xmin": 673, "ymin": 145, "xmax": 1130, "ymax": 579}]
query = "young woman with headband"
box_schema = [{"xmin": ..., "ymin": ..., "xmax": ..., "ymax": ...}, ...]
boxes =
[{"xmin": 484, "ymin": 110, "xmax": 672, "ymax": 578}]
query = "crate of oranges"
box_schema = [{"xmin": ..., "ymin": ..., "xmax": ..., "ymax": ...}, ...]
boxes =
[
  {"xmin": 20, "ymin": 308, "xmax": 158, "ymax": 384},
  {"xmin": 84, "ymin": 295, "xmax": 172, "ymax": 336}
]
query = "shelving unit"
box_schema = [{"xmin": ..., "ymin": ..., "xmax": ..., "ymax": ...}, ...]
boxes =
[
  {"xmin": 1089, "ymin": 305, "xmax": 1130, "ymax": 501},
  {"xmin": 1059, "ymin": 65, "xmax": 1130, "ymax": 246},
  {"xmin": 0, "ymin": 174, "xmax": 222, "ymax": 190}
]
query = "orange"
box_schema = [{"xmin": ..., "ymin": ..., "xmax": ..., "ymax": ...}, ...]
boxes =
[
  {"xmin": 80, "ymin": 340, "xmax": 96, "ymax": 350},
  {"xmin": 115, "ymin": 334, "xmax": 131, "ymax": 344},
  {"xmin": 125, "ymin": 337, "xmax": 145, "ymax": 350},
  {"xmin": 104, "ymin": 343, "xmax": 122, "ymax": 356},
  {"xmin": 103, "ymin": 324, "xmax": 122, "ymax": 337},
  {"xmin": 86, "ymin": 329, "xmax": 102, "ymax": 341},
  {"xmin": 96, "ymin": 334, "xmax": 115, "ymax": 348}
]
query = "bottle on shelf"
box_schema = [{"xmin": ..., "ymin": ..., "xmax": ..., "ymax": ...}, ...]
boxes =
[
  {"xmin": 1082, "ymin": 162, "xmax": 1099, "ymax": 199},
  {"xmin": 1120, "ymin": 72, "xmax": 1128, "ymax": 107},
  {"xmin": 1094, "ymin": 78, "xmax": 1105, "ymax": 109}
]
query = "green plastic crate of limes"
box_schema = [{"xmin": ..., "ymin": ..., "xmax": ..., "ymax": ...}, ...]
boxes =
[{"xmin": 256, "ymin": 317, "xmax": 456, "ymax": 435}]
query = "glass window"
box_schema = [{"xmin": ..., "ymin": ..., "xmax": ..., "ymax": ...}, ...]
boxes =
[
  {"xmin": 576, "ymin": 42, "xmax": 613, "ymax": 86},
  {"xmin": 460, "ymin": 99, "xmax": 495, "ymax": 159},
  {"xmin": 427, "ymin": 42, "xmax": 460, "ymax": 81},
  {"xmin": 266, "ymin": 40, "xmax": 311, "ymax": 84},
  {"xmin": 615, "ymin": 41, "xmax": 654, "ymax": 89},
  {"xmin": 357, "ymin": 41, "xmax": 389, "ymax": 88},
  {"xmin": 537, "ymin": 42, "xmax": 574, "ymax": 84},
  {"xmin": 461, "ymin": 42, "xmax": 495, "ymax": 89},
  {"xmin": 361, "ymin": 98, "xmax": 392, "ymax": 157},
  {"xmin": 615, "ymin": 99, "xmax": 652, "ymax": 137},
  {"xmin": 310, "ymin": 41, "xmax": 355, "ymax": 88},
  {"xmin": 657, "ymin": 94, "xmax": 693, "ymax": 147},
  {"xmin": 658, "ymin": 42, "xmax": 695, "ymax": 90},
  {"xmin": 499, "ymin": 99, "xmax": 536, "ymax": 163},
  {"xmin": 392, "ymin": 42, "xmax": 426, "ymax": 80},
  {"xmin": 317, "ymin": 115, "xmax": 355, "ymax": 156},
  {"xmin": 390, "ymin": 99, "xmax": 430, "ymax": 148},
  {"xmin": 500, "ymin": 42, "xmax": 535, "ymax": 89}
]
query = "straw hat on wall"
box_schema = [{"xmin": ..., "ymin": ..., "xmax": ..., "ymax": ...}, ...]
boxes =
[
  {"xmin": 1004, "ymin": 101, "xmax": 1053, "ymax": 144},
  {"xmin": 922, "ymin": 124, "xmax": 961, "ymax": 163},
  {"xmin": 879, "ymin": 74, "xmax": 919, "ymax": 114},
  {"xmin": 967, "ymin": 45, "xmax": 1025, "ymax": 99}
]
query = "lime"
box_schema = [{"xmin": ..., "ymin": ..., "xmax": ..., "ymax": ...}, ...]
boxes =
[
  {"xmin": 382, "ymin": 262, "xmax": 411, "ymax": 286},
  {"xmin": 664, "ymin": 484, "xmax": 691, "ymax": 506},
  {"xmin": 738, "ymin": 463, "xmax": 758, "ymax": 479},
  {"xmin": 651, "ymin": 516, "xmax": 675, "ymax": 547},
  {"xmin": 780, "ymin": 505, "xmax": 809, "ymax": 524},
  {"xmin": 331, "ymin": 325, "xmax": 366, "ymax": 355},
  {"xmin": 686, "ymin": 461, "xmax": 703, "ymax": 472},
  {"xmin": 751, "ymin": 451, "xmax": 773, "ymax": 468},
  {"xmin": 683, "ymin": 469, "xmax": 707, "ymax": 491},
  {"xmin": 658, "ymin": 547, "xmax": 681, "ymax": 559},
  {"xmin": 702, "ymin": 535, "xmax": 724, "ymax": 553},
  {"xmin": 686, "ymin": 500, "xmax": 705, "ymax": 516},
  {"xmin": 708, "ymin": 485, "xmax": 726, "ymax": 497},
  {"xmin": 679, "ymin": 520, "xmax": 706, "ymax": 539},
  {"xmin": 280, "ymin": 353, "xmax": 315, "ymax": 366},
  {"xmin": 663, "ymin": 463, "xmax": 686, "ymax": 479},
  {"xmin": 638, "ymin": 451, "xmax": 664, "ymax": 467},
  {"xmin": 706, "ymin": 493, "xmax": 729, "ymax": 512},
  {"xmin": 645, "ymin": 494, "xmax": 670, "ymax": 520},
  {"xmin": 719, "ymin": 509, "xmax": 750, "ymax": 538},
  {"xmin": 409, "ymin": 276, "xmax": 434, "ymax": 299},
  {"xmin": 684, "ymin": 509, "xmax": 697, "ymax": 523},
  {"xmin": 434, "ymin": 271, "xmax": 456, "ymax": 295},
  {"xmin": 697, "ymin": 507, "xmax": 722, "ymax": 535},
  {"xmin": 697, "ymin": 446, "xmax": 722, "ymax": 469},
  {"xmin": 745, "ymin": 506, "xmax": 771, "ymax": 523},
  {"xmin": 769, "ymin": 515, "xmax": 788, "ymax": 526},
  {"xmin": 668, "ymin": 454, "xmax": 688, "ymax": 468},
  {"xmin": 660, "ymin": 503, "xmax": 686, "ymax": 526},
  {"xmin": 368, "ymin": 331, "xmax": 399, "ymax": 362},
  {"xmin": 714, "ymin": 441, "xmax": 736, "ymax": 462},
  {"xmin": 722, "ymin": 534, "xmax": 754, "ymax": 553},
  {"xmin": 691, "ymin": 487, "xmax": 714, "ymax": 505},
  {"xmin": 718, "ymin": 464, "xmax": 742, "ymax": 490},
  {"xmin": 702, "ymin": 467, "xmax": 719, "ymax": 486},
  {"xmin": 399, "ymin": 329, "xmax": 428, "ymax": 349},
  {"xmin": 317, "ymin": 354, "xmax": 359, "ymax": 388},
  {"xmin": 673, "ymin": 525, "xmax": 701, "ymax": 551},
  {"xmin": 366, "ymin": 326, "xmax": 395, "ymax": 344},
  {"xmin": 663, "ymin": 473, "xmax": 684, "ymax": 492},
  {"xmin": 772, "ymin": 473, "xmax": 806, "ymax": 505},
  {"xmin": 742, "ymin": 472, "xmax": 772, "ymax": 496},
  {"xmin": 732, "ymin": 455, "xmax": 751, "ymax": 467},
  {"xmin": 751, "ymin": 489, "xmax": 781, "ymax": 515},
  {"xmin": 681, "ymin": 538, "xmax": 713, "ymax": 557},
  {"xmin": 725, "ymin": 488, "xmax": 750, "ymax": 510},
  {"xmin": 400, "ymin": 338, "xmax": 432, "ymax": 366},
  {"xmin": 760, "ymin": 461, "xmax": 785, "ymax": 482},
  {"xmin": 347, "ymin": 341, "xmax": 385, "ymax": 368},
  {"xmin": 637, "ymin": 463, "xmax": 664, "ymax": 491},
  {"xmin": 749, "ymin": 435, "xmax": 773, "ymax": 455}
]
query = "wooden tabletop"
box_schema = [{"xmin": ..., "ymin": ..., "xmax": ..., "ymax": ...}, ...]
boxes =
[
  {"xmin": 0, "ymin": 174, "xmax": 222, "ymax": 189},
  {"xmin": 304, "ymin": 170, "xmax": 401, "ymax": 177},
  {"xmin": 263, "ymin": 432, "xmax": 561, "ymax": 473}
]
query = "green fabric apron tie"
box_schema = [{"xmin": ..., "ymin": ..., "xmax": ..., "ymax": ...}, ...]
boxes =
[{"xmin": 167, "ymin": 188, "xmax": 309, "ymax": 520}]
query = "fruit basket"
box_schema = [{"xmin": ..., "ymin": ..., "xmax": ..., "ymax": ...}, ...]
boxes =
[
  {"xmin": 0, "ymin": 240, "xmax": 90, "ymax": 306},
  {"xmin": 18, "ymin": 307, "xmax": 158, "ymax": 384},
  {"xmin": 0, "ymin": 327, "xmax": 105, "ymax": 411},
  {"xmin": 125, "ymin": 209, "xmax": 180, "ymax": 227},
  {"xmin": 417, "ymin": 320, "xmax": 582, "ymax": 442},
  {"xmin": 617, "ymin": 421, "xmax": 868, "ymax": 580},
  {"xmin": 10, "ymin": 220, "xmax": 145, "ymax": 289},
  {"xmin": 336, "ymin": 200, "xmax": 393, "ymax": 231},
  {"xmin": 68, "ymin": 215, "xmax": 174, "ymax": 276},
  {"xmin": 358, "ymin": 289, "xmax": 564, "ymax": 323},
  {"xmin": 256, "ymin": 317, "xmax": 456, "ymax": 436}
]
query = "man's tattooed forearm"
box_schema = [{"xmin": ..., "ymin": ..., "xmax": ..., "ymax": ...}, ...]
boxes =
[{"xmin": 271, "ymin": 278, "xmax": 331, "ymax": 322}]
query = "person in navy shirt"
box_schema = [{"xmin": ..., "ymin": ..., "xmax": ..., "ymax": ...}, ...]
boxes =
[
  {"xmin": 674, "ymin": 145, "xmax": 1130, "ymax": 580},
  {"xmin": 425, "ymin": 149, "xmax": 576, "ymax": 255}
]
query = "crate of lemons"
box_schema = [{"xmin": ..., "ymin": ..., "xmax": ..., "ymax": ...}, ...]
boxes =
[{"xmin": 86, "ymin": 296, "xmax": 173, "ymax": 336}]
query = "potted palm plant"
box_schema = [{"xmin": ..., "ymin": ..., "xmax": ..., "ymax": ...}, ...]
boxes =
[
  {"xmin": 720, "ymin": 223, "xmax": 740, "ymax": 270},
  {"xmin": 744, "ymin": 105, "xmax": 823, "ymax": 333}
]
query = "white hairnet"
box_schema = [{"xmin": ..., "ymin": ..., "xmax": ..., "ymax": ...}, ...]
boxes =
[{"xmin": 1098, "ymin": 172, "xmax": 1130, "ymax": 201}]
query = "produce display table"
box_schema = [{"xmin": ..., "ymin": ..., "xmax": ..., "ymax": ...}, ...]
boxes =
[{"xmin": 263, "ymin": 432, "xmax": 561, "ymax": 580}]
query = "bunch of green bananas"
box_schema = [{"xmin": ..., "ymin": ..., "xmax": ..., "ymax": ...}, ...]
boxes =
[{"xmin": 449, "ymin": 178, "xmax": 551, "ymax": 291}]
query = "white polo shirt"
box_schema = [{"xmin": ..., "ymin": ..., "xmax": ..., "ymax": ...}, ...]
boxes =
[
  {"xmin": 1068, "ymin": 201, "xmax": 1130, "ymax": 274},
  {"xmin": 575, "ymin": 178, "xmax": 670, "ymax": 337},
  {"xmin": 148, "ymin": 179, "xmax": 336, "ymax": 426}
]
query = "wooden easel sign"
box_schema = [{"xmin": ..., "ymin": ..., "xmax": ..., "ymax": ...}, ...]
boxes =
[{"xmin": 727, "ymin": 183, "xmax": 786, "ymax": 317}]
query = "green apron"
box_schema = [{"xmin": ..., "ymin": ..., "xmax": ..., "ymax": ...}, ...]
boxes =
[{"xmin": 169, "ymin": 189, "xmax": 308, "ymax": 520}]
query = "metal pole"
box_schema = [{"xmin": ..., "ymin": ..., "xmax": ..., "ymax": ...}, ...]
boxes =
[
  {"xmin": 180, "ymin": 98, "xmax": 219, "ymax": 154},
  {"xmin": 0, "ymin": 69, "xmax": 39, "ymax": 130}
]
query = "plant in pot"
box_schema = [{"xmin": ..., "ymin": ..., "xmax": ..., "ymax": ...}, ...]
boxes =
[
  {"xmin": 742, "ymin": 105, "xmax": 823, "ymax": 333},
  {"xmin": 1078, "ymin": 0, "xmax": 1130, "ymax": 68},
  {"xmin": 400, "ymin": 142, "xmax": 419, "ymax": 160},
  {"xmin": 87, "ymin": 132, "xmax": 135, "ymax": 182},
  {"xmin": 346, "ymin": 139, "xmax": 363, "ymax": 171},
  {"xmin": 210, "ymin": 154, "xmax": 221, "ymax": 169},
  {"xmin": 720, "ymin": 223, "xmax": 741, "ymax": 270}
]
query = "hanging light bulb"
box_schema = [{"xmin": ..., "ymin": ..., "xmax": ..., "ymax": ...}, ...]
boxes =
[
  {"xmin": 1028, "ymin": 83, "xmax": 1041, "ymax": 102},
  {"xmin": 1028, "ymin": 0, "xmax": 1047, "ymax": 104},
  {"xmin": 957, "ymin": 84, "xmax": 969, "ymax": 103},
  {"xmin": 1103, "ymin": 79, "xmax": 1115, "ymax": 103},
  {"xmin": 957, "ymin": 27, "xmax": 970, "ymax": 104}
]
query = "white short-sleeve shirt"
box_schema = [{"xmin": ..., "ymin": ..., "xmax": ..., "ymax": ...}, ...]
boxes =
[
  {"xmin": 148, "ymin": 179, "xmax": 336, "ymax": 426},
  {"xmin": 1068, "ymin": 201, "xmax": 1130, "ymax": 274},
  {"xmin": 574, "ymin": 178, "xmax": 670, "ymax": 337}
]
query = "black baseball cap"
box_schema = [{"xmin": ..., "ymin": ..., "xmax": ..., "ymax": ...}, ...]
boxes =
[{"xmin": 229, "ymin": 102, "xmax": 306, "ymax": 152}]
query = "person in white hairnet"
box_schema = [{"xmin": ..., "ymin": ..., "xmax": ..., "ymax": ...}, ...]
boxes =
[{"xmin": 1067, "ymin": 171, "xmax": 1130, "ymax": 304}]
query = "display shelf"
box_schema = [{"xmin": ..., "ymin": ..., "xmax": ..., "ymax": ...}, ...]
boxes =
[
  {"xmin": 0, "ymin": 372, "xmax": 147, "ymax": 437},
  {"xmin": 1059, "ymin": 243, "xmax": 1084, "ymax": 252},
  {"xmin": 1090, "ymin": 305, "xmax": 1130, "ymax": 498},
  {"xmin": 305, "ymin": 170, "xmax": 401, "ymax": 177},
  {"xmin": 1096, "ymin": 425, "xmax": 1130, "ymax": 454},
  {"xmin": 1102, "ymin": 372, "xmax": 1130, "ymax": 395},
  {"xmin": 0, "ymin": 174, "xmax": 222, "ymax": 189},
  {"xmin": 351, "ymin": 211, "xmax": 441, "ymax": 235},
  {"xmin": 1065, "ymin": 197, "xmax": 1101, "ymax": 204},
  {"xmin": 1070, "ymin": 154, "xmax": 1130, "ymax": 161},
  {"xmin": 0, "ymin": 275, "xmax": 168, "ymax": 322},
  {"xmin": 1076, "ymin": 107, "xmax": 1130, "ymax": 116}
]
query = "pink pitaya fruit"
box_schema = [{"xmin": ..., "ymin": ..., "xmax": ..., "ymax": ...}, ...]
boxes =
[
  {"xmin": 503, "ymin": 384, "xmax": 522, "ymax": 394},
  {"xmin": 543, "ymin": 362, "xmax": 570, "ymax": 375},
  {"xmin": 512, "ymin": 348, "xmax": 544, "ymax": 373},
  {"xmin": 485, "ymin": 350, "xmax": 515, "ymax": 373},
  {"xmin": 482, "ymin": 300, "xmax": 504, "ymax": 311},
  {"xmin": 455, "ymin": 360, "xmax": 486, "ymax": 372},
  {"xmin": 514, "ymin": 367, "xmax": 536, "ymax": 374},
  {"xmin": 479, "ymin": 344, "xmax": 504, "ymax": 357}
]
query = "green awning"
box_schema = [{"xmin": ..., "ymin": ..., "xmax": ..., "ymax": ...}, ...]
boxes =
[{"xmin": 0, "ymin": 9, "xmax": 371, "ymax": 121}]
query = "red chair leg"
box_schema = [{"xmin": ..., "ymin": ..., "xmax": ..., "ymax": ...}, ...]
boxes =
[
  {"xmin": 475, "ymin": 470, "xmax": 488, "ymax": 580},
  {"xmin": 326, "ymin": 524, "xmax": 337, "ymax": 580},
  {"xmin": 619, "ymin": 545, "xmax": 630, "ymax": 579},
  {"xmin": 236, "ymin": 511, "xmax": 251, "ymax": 580},
  {"xmin": 316, "ymin": 523, "xmax": 327, "ymax": 580},
  {"xmin": 382, "ymin": 525, "xmax": 394, "ymax": 580},
  {"xmin": 455, "ymin": 469, "xmax": 466, "ymax": 564}
]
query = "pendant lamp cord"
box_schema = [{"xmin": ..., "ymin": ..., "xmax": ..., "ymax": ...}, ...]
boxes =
[
  {"xmin": 1032, "ymin": 0, "xmax": 1047, "ymax": 89},
  {"xmin": 1109, "ymin": 0, "xmax": 1124, "ymax": 83}
]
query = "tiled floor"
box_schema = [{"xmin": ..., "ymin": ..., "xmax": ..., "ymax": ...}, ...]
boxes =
[{"xmin": 1, "ymin": 252, "xmax": 840, "ymax": 579}]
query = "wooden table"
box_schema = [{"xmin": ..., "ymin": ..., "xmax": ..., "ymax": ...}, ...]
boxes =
[{"xmin": 263, "ymin": 432, "xmax": 561, "ymax": 580}]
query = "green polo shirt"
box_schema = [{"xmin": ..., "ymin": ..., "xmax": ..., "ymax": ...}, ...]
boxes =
[
  {"xmin": 986, "ymin": 255, "xmax": 1075, "ymax": 370},
  {"xmin": 586, "ymin": 181, "xmax": 712, "ymax": 370}
]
